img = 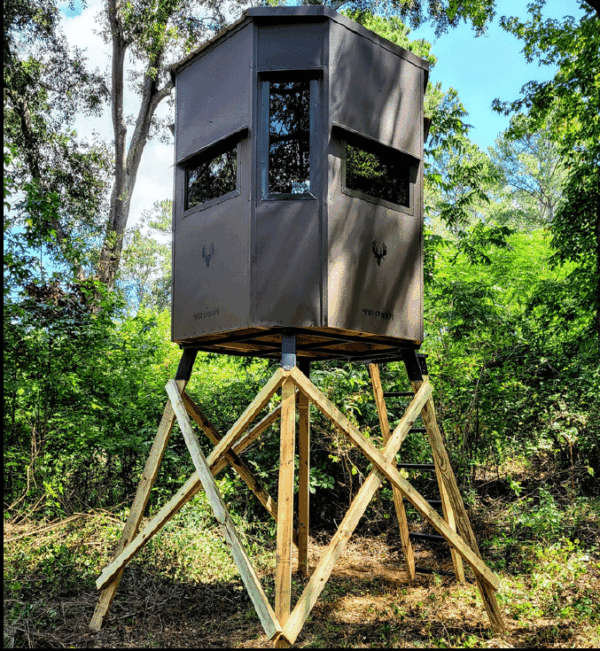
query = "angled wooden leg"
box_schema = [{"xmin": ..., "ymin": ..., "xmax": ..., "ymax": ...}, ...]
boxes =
[
  {"xmin": 275, "ymin": 377, "xmax": 296, "ymax": 648},
  {"xmin": 414, "ymin": 378, "xmax": 504, "ymax": 632},
  {"xmin": 297, "ymin": 360, "xmax": 310, "ymax": 576},
  {"xmin": 368, "ymin": 363, "xmax": 416, "ymax": 581},
  {"xmin": 89, "ymin": 349, "xmax": 197, "ymax": 632},
  {"xmin": 408, "ymin": 371, "xmax": 465, "ymax": 583},
  {"xmin": 95, "ymin": 369, "xmax": 284, "ymax": 591},
  {"xmin": 166, "ymin": 380, "xmax": 281, "ymax": 640}
]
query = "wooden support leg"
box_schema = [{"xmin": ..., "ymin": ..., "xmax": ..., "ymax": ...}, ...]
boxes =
[
  {"xmin": 166, "ymin": 381, "xmax": 281, "ymax": 640},
  {"xmin": 297, "ymin": 361, "xmax": 310, "ymax": 576},
  {"xmin": 368, "ymin": 363, "xmax": 416, "ymax": 581},
  {"xmin": 414, "ymin": 378, "xmax": 505, "ymax": 633},
  {"xmin": 275, "ymin": 377, "xmax": 296, "ymax": 648},
  {"xmin": 89, "ymin": 349, "xmax": 197, "ymax": 633}
]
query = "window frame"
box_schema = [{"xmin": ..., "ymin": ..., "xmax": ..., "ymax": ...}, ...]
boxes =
[
  {"xmin": 258, "ymin": 71, "xmax": 320, "ymax": 202},
  {"xmin": 338, "ymin": 128, "xmax": 418, "ymax": 215},
  {"xmin": 181, "ymin": 130, "xmax": 245, "ymax": 217}
]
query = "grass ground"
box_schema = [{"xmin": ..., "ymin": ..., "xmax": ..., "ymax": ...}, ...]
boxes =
[{"xmin": 4, "ymin": 476, "xmax": 600, "ymax": 648}]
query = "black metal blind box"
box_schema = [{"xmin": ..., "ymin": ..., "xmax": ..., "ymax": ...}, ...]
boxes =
[{"xmin": 170, "ymin": 6, "xmax": 429, "ymax": 361}]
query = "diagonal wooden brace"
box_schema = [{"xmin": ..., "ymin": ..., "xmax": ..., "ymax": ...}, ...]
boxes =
[
  {"xmin": 166, "ymin": 380, "xmax": 281, "ymax": 639},
  {"xmin": 182, "ymin": 391, "xmax": 299, "ymax": 547},
  {"xmin": 96, "ymin": 370, "xmax": 285, "ymax": 593},
  {"xmin": 289, "ymin": 366, "xmax": 499, "ymax": 590}
]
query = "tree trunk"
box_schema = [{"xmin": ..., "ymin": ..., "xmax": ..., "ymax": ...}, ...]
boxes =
[{"xmin": 96, "ymin": 0, "xmax": 172, "ymax": 289}]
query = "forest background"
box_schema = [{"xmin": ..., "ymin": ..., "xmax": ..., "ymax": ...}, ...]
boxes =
[{"xmin": 4, "ymin": 0, "xmax": 600, "ymax": 647}]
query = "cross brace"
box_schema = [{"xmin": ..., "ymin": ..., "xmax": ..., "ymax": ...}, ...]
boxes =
[{"xmin": 90, "ymin": 354, "xmax": 505, "ymax": 645}]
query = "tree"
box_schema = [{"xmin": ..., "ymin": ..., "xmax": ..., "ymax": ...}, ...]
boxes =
[
  {"xmin": 119, "ymin": 199, "xmax": 172, "ymax": 313},
  {"xmin": 4, "ymin": 0, "xmax": 112, "ymax": 281},
  {"xmin": 495, "ymin": 2, "xmax": 600, "ymax": 346},
  {"xmin": 489, "ymin": 116, "xmax": 566, "ymax": 228}
]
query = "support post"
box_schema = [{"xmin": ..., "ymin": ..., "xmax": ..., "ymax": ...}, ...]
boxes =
[
  {"xmin": 89, "ymin": 349, "xmax": 197, "ymax": 632},
  {"xmin": 275, "ymin": 366, "xmax": 297, "ymax": 647},
  {"xmin": 297, "ymin": 360, "xmax": 310, "ymax": 576},
  {"xmin": 368, "ymin": 363, "xmax": 416, "ymax": 581}
]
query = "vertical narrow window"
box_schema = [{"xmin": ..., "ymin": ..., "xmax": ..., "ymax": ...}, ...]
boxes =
[
  {"xmin": 268, "ymin": 80, "xmax": 311, "ymax": 194},
  {"xmin": 186, "ymin": 145, "xmax": 237, "ymax": 210}
]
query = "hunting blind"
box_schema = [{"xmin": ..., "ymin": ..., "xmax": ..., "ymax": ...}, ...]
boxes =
[
  {"xmin": 91, "ymin": 7, "xmax": 506, "ymax": 645},
  {"xmin": 170, "ymin": 5, "xmax": 426, "ymax": 360}
]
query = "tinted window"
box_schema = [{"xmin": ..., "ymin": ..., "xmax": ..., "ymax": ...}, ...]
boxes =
[
  {"xmin": 186, "ymin": 146, "xmax": 237, "ymax": 209},
  {"xmin": 346, "ymin": 143, "xmax": 410, "ymax": 208},
  {"xmin": 268, "ymin": 80, "xmax": 310, "ymax": 194}
]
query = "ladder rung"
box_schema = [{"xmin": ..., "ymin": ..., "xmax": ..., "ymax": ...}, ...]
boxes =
[
  {"xmin": 398, "ymin": 463, "xmax": 435, "ymax": 470},
  {"xmin": 409, "ymin": 532, "xmax": 445, "ymax": 543},
  {"xmin": 383, "ymin": 391, "xmax": 415, "ymax": 397},
  {"xmin": 409, "ymin": 427, "xmax": 427, "ymax": 433}
]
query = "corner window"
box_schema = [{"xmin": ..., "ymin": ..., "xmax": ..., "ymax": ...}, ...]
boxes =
[
  {"xmin": 260, "ymin": 75, "xmax": 319, "ymax": 199},
  {"xmin": 338, "ymin": 130, "xmax": 418, "ymax": 213},
  {"xmin": 269, "ymin": 80, "xmax": 310, "ymax": 194},
  {"xmin": 185, "ymin": 142, "xmax": 238, "ymax": 211},
  {"xmin": 346, "ymin": 144, "xmax": 410, "ymax": 208}
]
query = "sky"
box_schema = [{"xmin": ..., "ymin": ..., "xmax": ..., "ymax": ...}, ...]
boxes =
[{"xmin": 57, "ymin": 0, "xmax": 585, "ymax": 228}]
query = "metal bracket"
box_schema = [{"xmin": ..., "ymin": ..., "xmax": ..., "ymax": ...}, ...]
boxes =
[
  {"xmin": 281, "ymin": 331, "xmax": 297, "ymax": 371},
  {"xmin": 175, "ymin": 349, "xmax": 198, "ymax": 381}
]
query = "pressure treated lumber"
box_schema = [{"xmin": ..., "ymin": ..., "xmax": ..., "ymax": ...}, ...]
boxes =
[
  {"xmin": 297, "ymin": 389, "xmax": 310, "ymax": 575},
  {"xmin": 433, "ymin": 453, "xmax": 466, "ymax": 583},
  {"xmin": 276, "ymin": 378, "xmax": 434, "ymax": 645},
  {"xmin": 368, "ymin": 363, "xmax": 415, "ymax": 581},
  {"xmin": 289, "ymin": 368, "xmax": 499, "ymax": 589},
  {"xmin": 182, "ymin": 392, "xmax": 298, "ymax": 546},
  {"xmin": 166, "ymin": 380, "xmax": 281, "ymax": 639},
  {"xmin": 89, "ymin": 376, "xmax": 187, "ymax": 632},
  {"xmin": 96, "ymin": 374, "xmax": 285, "ymax": 591},
  {"xmin": 413, "ymin": 378, "xmax": 505, "ymax": 633},
  {"xmin": 275, "ymin": 378, "xmax": 296, "ymax": 646}
]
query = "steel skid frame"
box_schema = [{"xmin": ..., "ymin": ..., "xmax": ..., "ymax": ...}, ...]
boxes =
[{"xmin": 90, "ymin": 339, "xmax": 505, "ymax": 645}]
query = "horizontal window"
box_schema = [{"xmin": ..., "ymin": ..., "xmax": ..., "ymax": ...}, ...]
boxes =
[
  {"xmin": 345, "ymin": 142, "xmax": 411, "ymax": 209},
  {"xmin": 186, "ymin": 144, "xmax": 237, "ymax": 210}
]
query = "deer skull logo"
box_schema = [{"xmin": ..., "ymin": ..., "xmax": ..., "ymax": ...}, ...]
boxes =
[
  {"xmin": 202, "ymin": 243, "xmax": 215, "ymax": 268},
  {"xmin": 372, "ymin": 240, "xmax": 387, "ymax": 266}
]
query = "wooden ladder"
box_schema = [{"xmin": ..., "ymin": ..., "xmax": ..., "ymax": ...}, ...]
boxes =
[{"xmin": 370, "ymin": 359, "xmax": 466, "ymax": 583}]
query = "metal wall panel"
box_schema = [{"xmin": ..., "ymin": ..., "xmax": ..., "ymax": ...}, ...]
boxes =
[
  {"xmin": 257, "ymin": 21, "xmax": 326, "ymax": 71},
  {"xmin": 175, "ymin": 24, "xmax": 252, "ymax": 163},
  {"xmin": 326, "ymin": 134, "xmax": 423, "ymax": 342},
  {"xmin": 253, "ymin": 200, "xmax": 322, "ymax": 328},
  {"xmin": 329, "ymin": 20, "xmax": 422, "ymax": 158},
  {"xmin": 172, "ymin": 186, "xmax": 251, "ymax": 341}
]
